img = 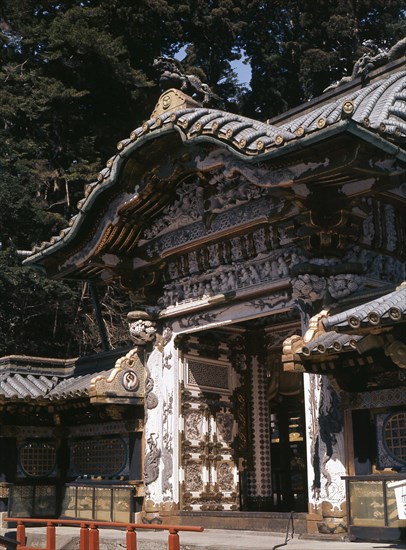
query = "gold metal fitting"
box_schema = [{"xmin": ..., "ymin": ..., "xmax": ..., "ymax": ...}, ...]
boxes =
[
  {"xmin": 130, "ymin": 131, "xmax": 138, "ymax": 141},
  {"xmin": 256, "ymin": 140, "xmax": 264, "ymax": 150},
  {"xmin": 142, "ymin": 122, "xmax": 149, "ymax": 132},
  {"xmin": 363, "ymin": 117, "xmax": 370, "ymax": 127},
  {"xmin": 379, "ymin": 122, "xmax": 386, "ymax": 132},
  {"xmin": 155, "ymin": 117, "xmax": 162, "ymax": 127},
  {"xmin": 170, "ymin": 113, "xmax": 177, "ymax": 122},
  {"xmin": 275, "ymin": 134, "xmax": 284, "ymax": 145},
  {"xmin": 194, "ymin": 122, "xmax": 202, "ymax": 132},
  {"xmin": 212, "ymin": 121, "xmax": 219, "ymax": 131},
  {"xmin": 317, "ymin": 117, "xmax": 326, "ymax": 129},
  {"xmin": 342, "ymin": 101, "xmax": 354, "ymax": 115},
  {"xmin": 239, "ymin": 138, "xmax": 247, "ymax": 148},
  {"xmin": 162, "ymin": 94, "xmax": 172, "ymax": 110},
  {"xmin": 295, "ymin": 127, "xmax": 305, "ymax": 137},
  {"xmin": 226, "ymin": 128, "xmax": 233, "ymax": 139}
]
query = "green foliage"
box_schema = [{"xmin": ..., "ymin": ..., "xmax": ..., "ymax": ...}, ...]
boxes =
[
  {"xmin": 238, "ymin": 0, "xmax": 405, "ymax": 118},
  {"xmin": 0, "ymin": 248, "xmax": 79, "ymax": 357}
]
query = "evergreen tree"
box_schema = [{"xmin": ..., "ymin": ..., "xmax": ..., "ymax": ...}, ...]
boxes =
[
  {"xmin": 0, "ymin": 0, "xmax": 404, "ymax": 356},
  {"xmin": 239, "ymin": 0, "xmax": 406, "ymax": 119}
]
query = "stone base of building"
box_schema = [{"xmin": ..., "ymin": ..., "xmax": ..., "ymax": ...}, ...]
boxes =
[{"xmin": 158, "ymin": 510, "xmax": 308, "ymax": 532}]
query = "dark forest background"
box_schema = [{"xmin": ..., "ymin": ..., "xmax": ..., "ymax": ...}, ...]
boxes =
[{"xmin": 0, "ymin": 0, "xmax": 404, "ymax": 357}]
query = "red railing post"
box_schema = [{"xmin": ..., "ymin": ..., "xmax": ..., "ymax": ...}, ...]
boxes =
[
  {"xmin": 46, "ymin": 522, "xmax": 56, "ymax": 550},
  {"xmin": 89, "ymin": 523, "xmax": 99, "ymax": 550},
  {"xmin": 167, "ymin": 528, "xmax": 180, "ymax": 550},
  {"xmin": 80, "ymin": 523, "xmax": 89, "ymax": 550},
  {"xmin": 125, "ymin": 526, "xmax": 137, "ymax": 550},
  {"xmin": 5, "ymin": 517, "xmax": 203, "ymax": 550},
  {"xmin": 16, "ymin": 521, "xmax": 25, "ymax": 550}
]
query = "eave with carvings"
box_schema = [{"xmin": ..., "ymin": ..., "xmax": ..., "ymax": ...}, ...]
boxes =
[{"xmin": 23, "ymin": 61, "xmax": 406, "ymax": 328}]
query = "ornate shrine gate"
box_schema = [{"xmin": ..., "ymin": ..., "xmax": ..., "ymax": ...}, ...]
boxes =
[{"xmin": 24, "ymin": 60, "xmax": 406, "ymax": 533}]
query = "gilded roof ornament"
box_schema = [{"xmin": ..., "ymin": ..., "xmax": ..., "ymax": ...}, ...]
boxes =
[
  {"xmin": 152, "ymin": 56, "xmax": 223, "ymax": 110},
  {"xmin": 325, "ymin": 36, "xmax": 406, "ymax": 91},
  {"xmin": 151, "ymin": 88, "xmax": 200, "ymax": 118}
]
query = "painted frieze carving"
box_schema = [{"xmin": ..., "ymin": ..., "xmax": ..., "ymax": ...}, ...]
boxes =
[
  {"xmin": 216, "ymin": 411, "xmax": 234, "ymax": 443},
  {"xmin": 144, "ymin": 433, "xmax": 161, "ymax": 485},
  {"xmin": 185, "ymin": 461, "xmax": 204, "ymax": 492},
  {"xmin": 139, "ymin": 168, "xmax": 285, "ymax": 247},
  {"xmin": 159, "ymin": 246, "xmax": 304, "ymax": 308},
  {"xmin": 145, "ymin": 366, "xmax": 159, "ymax": 410},
  {"xmin": 194, "ymin": 147, "xmax": 330, "ymax": 189},
  {"xmin": 359, "ymin": 197, "xmax": 405, "ymax": 256},
  {"xmin": 292, "ymin": 265, "xmax": 365, "ymax": 304},
  {"xmin": 144, "ymin": 190, "xmax": 287, "ymax": 259},
  {"xmin": 172, "ymin": 290, "xmax": 291, "ymax": 334},
  {"xmin": 142, "ymin": 179, "xmax": 204, "ymax": 241},
  {"xmin": 344, "ymin": 246, "xmax": 406, "ymax": 283},
  {"xmin": 327, "ymin": 274, "xmax": 364, "ymax": 299},
  {"xmin": 217, "ymin": 462, "xmax": 235, "ymax": 492},
  {"xmin": 162, "ymin": 394, "xmax": 173, "ymax": 496},
  {"xmin": 184, "ymin": 410, "xmax": 204, "ymax": 441}
]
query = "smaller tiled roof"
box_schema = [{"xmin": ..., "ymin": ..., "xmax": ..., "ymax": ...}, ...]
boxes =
[
  {"xmin": 323, "ymin": 282, "xmax": 406, "ymax": 333},
  {"xmin": 0, "ymin": 370, "xmax": 112, "ymax": 401},
  {"xmin": 299, "ymin": 332, "xmax": 363, "ymax": 357},
  {"xmin": 0, "ymin": 373, "xmax": 58, "ymax": 399},
  {"xmin": 0, "ymin": 349, "xmax": 131, "ymax": 403},
  {"xmin": 47, "ymin": 369, "xmax": 112, "ymax": 400},
  {"xmin": 283, "ymin": 282, "xmax": 406, "ymax": 375}
]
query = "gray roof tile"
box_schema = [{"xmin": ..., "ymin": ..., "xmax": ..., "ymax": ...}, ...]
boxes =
[
  {"xmin": 24, "ymin": 69, "xmax": 406, "ymax": 265},
  {"xmin": 323, "ymin": 282, "xmax": 406, "ymax": 332},
  {"xmin": 299, "ymin": 332, "xmax": 363, "ymax": 357}
]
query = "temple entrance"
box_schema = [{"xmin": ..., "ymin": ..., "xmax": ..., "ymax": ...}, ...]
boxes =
[
  {"xmin": 270, "ymin": 395, "xmax": 308, "ymax": 512},
  {"xmin": 175, "ymin": 310, "xmax": 308, "ymax": 515}
]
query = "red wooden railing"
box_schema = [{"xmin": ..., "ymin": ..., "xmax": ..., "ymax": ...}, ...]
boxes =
[{"xmin": 5, "ymin": 518, "xmax": 204, "ymax": 550}]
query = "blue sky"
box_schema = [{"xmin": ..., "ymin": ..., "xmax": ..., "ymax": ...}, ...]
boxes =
[{"xmin": 174, "ymin": 46, "xmax": 252, "ymax": 87}]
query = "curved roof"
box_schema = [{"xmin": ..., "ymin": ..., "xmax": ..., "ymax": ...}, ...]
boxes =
[
  {"xmin": 0, "ymin": 349, "xmax": 133, "ymax": 403},
  {"xmin": 323, "ymin": 281, "xmax": 406, "ymax": 333},
  {"xmin": 284, "ymin": 282, "xmax": 406, "ymax": 367},
  {"xmin": 24, "ymin": 68, "xmax": 406, "ymax": 272}
]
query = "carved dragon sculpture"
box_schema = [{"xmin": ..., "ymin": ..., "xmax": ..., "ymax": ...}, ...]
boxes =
[
  {"xmin": 325, "ymin": 36, "xmax": 406, "ymax": 91},
  {"xmin": 153, "ymin": 56, "xmax": 223, "ymax": 107}
]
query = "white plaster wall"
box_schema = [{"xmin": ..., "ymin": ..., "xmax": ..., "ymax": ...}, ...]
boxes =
[
  {"xmin": 304, "ymin": 373, "xmax": 346, "ymax": 511},
  {"xmin": 144, "ymin": 332, "xmax": 180, "ymax": 507}
]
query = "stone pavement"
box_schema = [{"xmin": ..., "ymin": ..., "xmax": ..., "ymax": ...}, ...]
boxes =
[{"xmin": 4, "ymin": 526, "xmax": 406, "ymax": 550}]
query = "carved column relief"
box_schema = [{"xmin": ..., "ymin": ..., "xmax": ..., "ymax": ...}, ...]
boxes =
[
  {"xmin": 179, "ymin": 335, "xmax": 240, "ymax": 511},
  {"xmin": 132, "ymin": 312, "xmax": 180, "ymax": 518},
  {"xmin": 304, "ymin": 374, "xmax": 346, "ymax": 534}
]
